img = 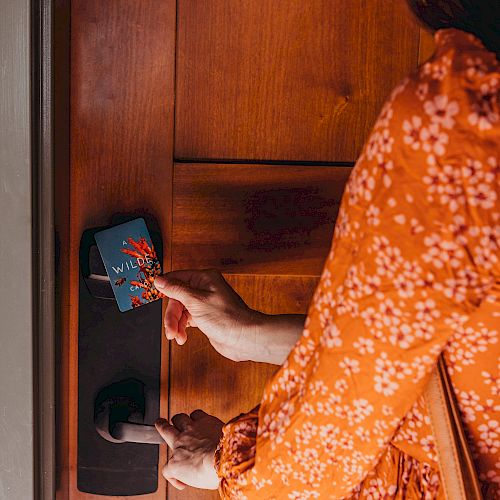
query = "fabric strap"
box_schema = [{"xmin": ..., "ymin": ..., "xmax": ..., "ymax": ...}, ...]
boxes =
[{"xmin": 424, "ymin": 355, "xmax": 483, "ymax": 500}]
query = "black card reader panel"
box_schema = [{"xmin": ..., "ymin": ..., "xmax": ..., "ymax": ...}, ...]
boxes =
[{"xmin": 77, "ymin": 216, "xmax": 162, "ymax": 496}]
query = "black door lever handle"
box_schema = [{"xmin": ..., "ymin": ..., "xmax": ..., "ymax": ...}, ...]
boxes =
[{"xmin": 94, "ymin": 378, "xmax": 163, "ymax": 445}]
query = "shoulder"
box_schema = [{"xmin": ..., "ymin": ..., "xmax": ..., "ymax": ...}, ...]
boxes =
[{"xmin": 396, "ymin": 28, "xmax": 499, "ymax": 136}]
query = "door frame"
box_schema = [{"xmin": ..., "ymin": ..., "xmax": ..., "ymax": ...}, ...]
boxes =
[
  {"xmin": 32, "ymin": 0, "xmax": 57, "ymax": 498},
  {"xmin": 1, "ymin": 0, "xmax": 65, "ymax": 498},
  {"xmin": 0, "ymin": 0, "xmax": 57, "ymax": 498}
]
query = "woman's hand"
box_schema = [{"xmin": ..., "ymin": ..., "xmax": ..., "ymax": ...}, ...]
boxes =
[
  {"xmin": 154, "ymin": 269, "xmax": 259, "ymax": 361},
  {"xmin": 155, "ymin": 410, "xmax": 224, "ymax": 491},
  {"xmin": 154, "ymin": 269, "xmax": 306, "ymax": 365}
]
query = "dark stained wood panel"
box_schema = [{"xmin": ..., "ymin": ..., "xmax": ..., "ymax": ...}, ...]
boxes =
[
  {"xmin": 175, "ymin": 0, "xmax": 421, "ymax": 162},
  {"xmin": 168, "ymin": 274, "xmax": 320, "ymax": 500},
  {"xmin": 172, "ymin": 163, "xmax": 352, "ymax": 275},
  {"xmin": 64, "ymin": 1, "xmax": 176, "ymax": 498}
]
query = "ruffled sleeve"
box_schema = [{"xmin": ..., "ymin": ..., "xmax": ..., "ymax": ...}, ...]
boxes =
[{"xmin": 214, "ymin": 406, "xmax": 260, "ymax": 497}]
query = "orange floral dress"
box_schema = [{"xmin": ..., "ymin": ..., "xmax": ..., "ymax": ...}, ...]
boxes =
[{"xmin": 214, "ymin": 29, "xmax": 499, "ymax": 499}]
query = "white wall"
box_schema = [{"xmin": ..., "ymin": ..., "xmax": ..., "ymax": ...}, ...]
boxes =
[{"xmin": 0, "ymin": 0, "xmax": 34, "ymax": 498}]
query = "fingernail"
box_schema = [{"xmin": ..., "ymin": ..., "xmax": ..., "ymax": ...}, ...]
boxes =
[{"xmin": 154, "ymin": 276, "xmax": 167, "ymax": 289}]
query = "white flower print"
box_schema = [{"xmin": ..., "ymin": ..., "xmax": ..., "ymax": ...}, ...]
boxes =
[
  {"xmin": 482, "ymin": 371, "xmax": 500, "ymax": 397},
  {"xmin": 371, "ymin": 236, "xmax": 390, "ymax": 253},
  {"xmin": 366, "ymin": 204, "xmax": 380, "ymax": 226},
  {"xmin": 478, "ymin": 420, "xmax": 499, "ymax": 455},
  {"xmin": 466, "ymin": 57, "xmax": 488, "ymax": 78},
  {"xmin": 434, "ymin": 268, "xmax": 478, "ymax": 302},
  {"xmin": 374, "ymin": 369, "xmax": 399, "ymax": 396},
  {"xmin": 411, "ymin": 354, "xmax": 436, "ymax": 382},
  {"xmin": 422, "ymin": 232, "xmax": 465, "ymax": 269},
  {"xmin": 412, "ymin": 320, "xmax": 435, "ymax": 341},
  {"xmin": 335, "ymin": 379, "xmax": 348, "ymax": 393},
  {"xmin": 388, "ymin": 77, "xmax": 409, "ymax": 101},
  {"xmin": 448, "ymin": 214, "xmax": 469, "ymax": 245},
  {"xmin": 461, "ymin": 158, "xmax": 488, "ymax": 185},
  {"xmin": 365, "ymin": 130, "xmax": 381, "ymax": 160},
  {"xmin": 276, "ymin": 368, "xmax": 305, "ymax": 397},
  {"xmin": 270, "ymin": 458, "xmax": 293, "ymax": 486},
  {"xmin": 307, "ymin": 380, "xmax": 329, "ymax": 398},
  {"xmin": 402, "ymin": 116, "xmax": 422, "ymax": 150},
  {"xmin": 293, "ymin": 422, "xmax": 318, "ymax": 447},
  {"xmin": 378, "ymin": 129, "xmax": 394, "ymax": 154},
  {"xmin": 351, "ymin": 399, "xmax": 374, "ymax": 424},
  {"xmin": 345, "ymin": 265, "xmax": 365, "ymax": 300},
  {"xmin": 402, "ymin": 260, "xmax": 423, "ymax": 281},
  {"xmin": 415, "ymin": 299, "xmax": 440, "ymax": 322},
  {"xmin": 474, "ymin": 225, "xmax": 499, "ymax": 269},
  {"xmin": 381, "ymin": 405, "xmax": 393, "ymax": 417},
  {"xmin": 420, "ymin": 435, "xmax": 438, "ymax": 462},
  {"xmin": 319, "ymin": 320, "xmax": 342, "ymax": 349},
  {"xmin": 375, "ymin": 154, "xmax": 394, "ymax": 188},
  {"xmin": 360, "ymin": 306, "xmax": 382, "ymax": 332},
  {"xmin": 288, "ymin": 490, "xmax": 320, "ymax": 499},
  {"xmin": 468, "ymin": 79, "xmax": 499, "ymax": 131},
  {"xmin": 424, "ymin": 94, "xmax": 459, "ymax": 129},
  {"xmin": 420, "ymin": 123, "xmax": 449, "ymax": 156},
  {"xmin": 422, "ymin": 162, "xmax": 441, "ymax": 201},
  {"xmin": 375, "ymin": 245, "xmax": 403, "ymax": 280},
  {"xmin": 466, "ymin": 182, "xmax": 497, "ymax": 210},
  {"xmin": 439, "ymin": 164, "xmax": 466, "ymax": 212},
  {"xmin": 354, "ymin": 337, "xmax": 375, "ymax": 355},
  {"xmin": 334, "ymin": 207, "xmax": 350, "ymax": 239},
  {"xmin": 458, "ymin": 390, "xmax": 484, "ymax": 423},
  {"xmin": 364, "ymin": 274, "xmax": 382, "ymax": 295},
  {"xmin": 348, "ymin": 168, "xmax": 376, "ymax": 205},
  {"xmin": 339, "ymin": 357, "xmax": 360, "ymax": 377},
  {"xmin": 251, "ymin": 475, "xmax": 272, "ymax": 490},
  {"xmin": 436, "ymin": 57, "xmax": 452, "ymax": 79},
  {"xmin": 375, "ymin": 102, "xmax": 394, "ymax": 129},
  {"xmin": 486, "ymin": 155, "xmax": 499, "ymax": 177},
  {"xmin": 355, "ymin": 426, "xmax": 371, "ymax": 442},
  {"xmin": 366, "ymin": 478, "xmax": 398, "ymax": 500},
  {"xmin": 393, "ymin": 273, "xmax": 415, "ymax": 298},
  {"xmin": 379, "ymin": 298, "xmax": 403, "ymax": 327},
  {"xmin": 422, "ymin": 57, "xmax": 451, "ymax": 81},
  {"xmin": 259, "ymin": 400, "xmax": 295, "ymax": 447},
  {"xmin": 389, "ymin": 323, "xmax": 415, "ymax": 349},
  {"xmin": 337, "ymin": 430, "xmax": 354, "ymax": 451},
  {"xmin": 293, "ymin": 340, "xmax": 316, "ymax": 367},
  {"xmin": 393, "ymin": 214, "xmax": 405, "ymax": 225},
  {"xmin": 410, "ymin": 217, "xmax": 425, "ymax": 235},
  {"xmin": 416, "ymin": 82, "xmax": 429, "ymax": 101},
  {"xmin": 446, "ymin": 322, "xmax": 497, "ymax": 374}
]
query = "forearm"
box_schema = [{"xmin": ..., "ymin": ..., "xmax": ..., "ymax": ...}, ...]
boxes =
[{"xmin": 248, "ymin": 313, "xmax": 306, "ymax": 365}]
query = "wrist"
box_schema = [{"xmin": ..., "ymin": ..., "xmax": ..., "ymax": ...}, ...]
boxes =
[
  {"xmin": 245, "ymin": 312, "xmax": 306, "ymax": 365},
  {"xmin": 202, "ymin": 444, "xmax": 220, "ymax": 490}
]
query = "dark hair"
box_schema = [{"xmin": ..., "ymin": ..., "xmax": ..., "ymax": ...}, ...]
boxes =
[{"xmin": 407, "ymin": 0, "xmax": 499, "ymax": 56}]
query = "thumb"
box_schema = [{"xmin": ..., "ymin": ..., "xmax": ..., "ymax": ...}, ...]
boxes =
[{"xmin": 154, "ymin": 275, "xmax": 203, "ymax": 305}]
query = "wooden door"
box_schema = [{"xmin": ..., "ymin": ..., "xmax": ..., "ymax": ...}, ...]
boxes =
[{"xmin": 57, "ymin": 1, "xmax": 433, "ymax": 498}]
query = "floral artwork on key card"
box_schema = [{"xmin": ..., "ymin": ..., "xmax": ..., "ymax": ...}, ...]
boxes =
[{"xmin": 94, "ymin": 217, "xmax": 165, "ymax": 312}]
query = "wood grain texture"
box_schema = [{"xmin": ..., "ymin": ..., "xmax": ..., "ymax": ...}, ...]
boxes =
[
  {"xmin": 65, "ymin": 1, "xmax": 176, "ymax": 498},
  {"xmin": 167, "ymin": 274, "xmax": 320, "ymax": 500},
  {"xmin": 175, "ymin": 0, "xmax": 421, "ymax": 162},
  {"xmin": 172, "ymin": 163, "xmax": 351, "ymax": 275}
]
